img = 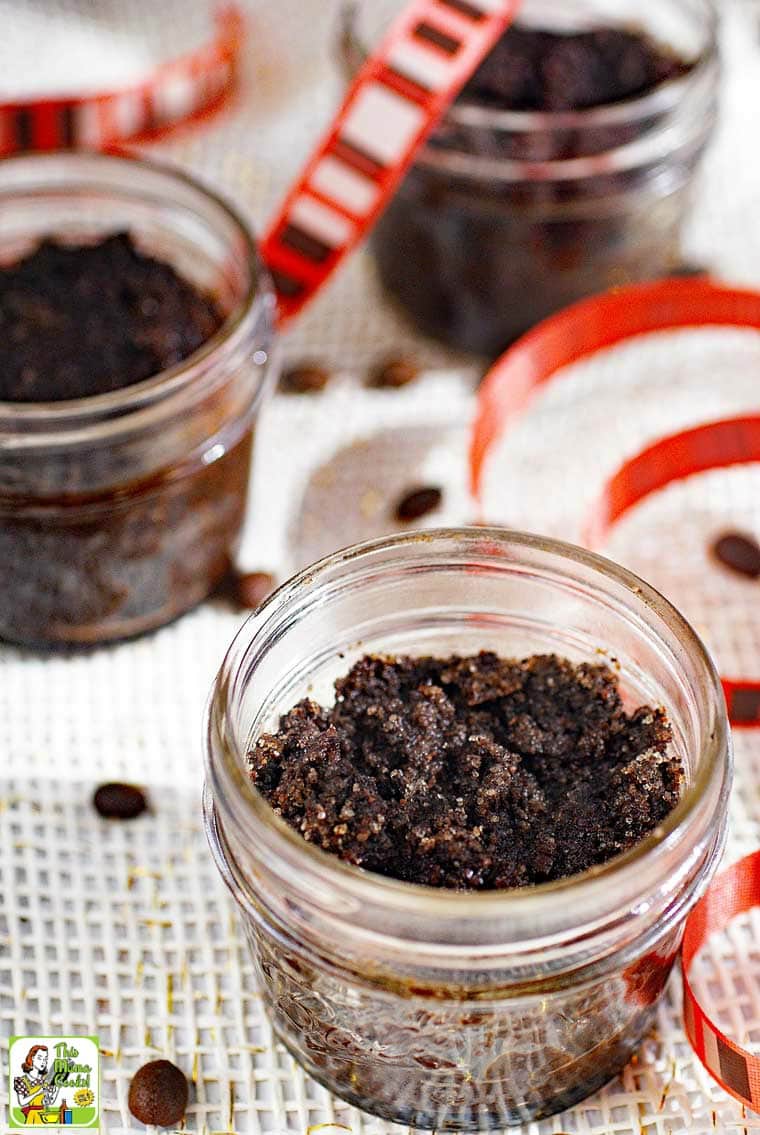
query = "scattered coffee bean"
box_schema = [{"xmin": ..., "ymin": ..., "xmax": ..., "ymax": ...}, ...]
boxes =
[
  {"xmin": 234, "ymin": 571, "xmax": 276, "ymax": 610},
  {"xmin": 369, "ymin": 354, "xmax": 420, "ymax": 389},
  {"xmin": 395, "ymin": 486, "xmax": 443, "ymax": 523},
  {"xmin": 280, "ymin": 363, "xmax": 331, "ymax": 394},
  {"xmin": 712, "ymin": 532, "xmax": 760, "ymax": 579},
  {"xmin": 213, "ymin": 569, "xmax": 276, "ymax": 612},
  {"xmin": 93, "ymin": 783, "xmax": 149, "ymax": 820},
  {"xmin": 128, "ymin": 1060, "xmax": 188, "ymax": 1128}
]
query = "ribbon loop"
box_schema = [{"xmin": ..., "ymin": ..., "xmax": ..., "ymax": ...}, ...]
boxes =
[
  {"xmin": 470, "ymin": 279, "xmax": 760, "ymax": 729},
  {"xmin": 683, "ymin": 852, "xmax": 760, "ymax": 1110}
]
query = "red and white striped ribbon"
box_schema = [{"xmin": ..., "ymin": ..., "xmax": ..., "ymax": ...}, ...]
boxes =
[
  {"xmin": 0, "ymin": 4, "xmax": 243, "ymax": 156},
  {"xmin": 260, "ymin": 0, "xmax": 522, "ymax": 325},
  {"xmin": 683, "ymin": 852, "xmax": 760, "ymax": 1111}
]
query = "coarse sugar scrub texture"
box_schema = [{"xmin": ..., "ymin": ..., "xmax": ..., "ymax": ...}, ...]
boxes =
[
  {"xmin": 0, "ymin": 233, "xmax": 223, "ymax": 402},
  {"xmin": 459, "ymin": 23, "xmax": 692, "ymax": 112},
  {"xmin": 249, "ymin": 652, "xmax": 682, "ymax": 890},
  {"xmin": 204, "ymin": 528, "xmax": 730, "ymax": 1129},
  {"xmin": 243, "ymin": 651, "xmax": 688, "ymax": 1126}
]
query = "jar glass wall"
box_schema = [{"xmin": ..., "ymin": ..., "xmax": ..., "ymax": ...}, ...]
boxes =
[
  {"xmin": 204, "ymin": 529, "xmax": 731, "ymax": 1130},
  {"xmin": 341, "ymin": 0, "xmax": 720, "ymax": 356},
  {"xmin": 0, "ymin": 152, "xmax": 277, "ymax": 646}
]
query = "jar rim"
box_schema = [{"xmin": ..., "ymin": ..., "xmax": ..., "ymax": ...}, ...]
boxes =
[
  {"xmin": 338, "ymin": 0, "xmax": 720, "ymax": 183},
  {"xmin": 339, "ymin": 0, "xmax": 718, "ymax": 127},
  {"xmin": 0, "ymin": 150, "xmax": 275, "ymax": 436},
  {"xmin": 206, "ymin": 527, "xmax": 730, "ymax": 939}
]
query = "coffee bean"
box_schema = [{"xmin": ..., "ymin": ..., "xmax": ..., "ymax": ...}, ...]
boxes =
[
  {"xmin": 214, "ymin": 569, "xmax": 276, "ymax": 612},
  {"xmin": 395, "ymin": 486, "xmax": 443, "ymax": 523},
  {"xmin": 280, "ymin": 363, "xmax": 331, "ymax": 394},
  {"xmin": 93, "ymin": 783, "xmax": 148, "ymax": 820},
  {"xmin": 712, "ymin": 532, "xmax": 760, "ymax": 579},
  {"xmin": 235, "ymin": 571, "xmax": 276, "ymax": 610},
  {"xmin": 128, "ymin": 1060, "xmax": 188, "ymax": 1128},
  {"xmin": 370, "ymin": 355, "xmax": 420, "ymax": 389}
]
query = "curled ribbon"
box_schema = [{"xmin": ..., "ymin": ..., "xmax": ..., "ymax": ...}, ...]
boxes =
[
  {"xmin": 682, "ymin": 852, "xmax": 760, "ymax": 1111},
  {"xmin": 0, "ymin": 4, "xmax": 244, "ymax": 155},
  {"xmin": 587, "ymin": 414, "xmax": 760, "ymax": 729},
  {"xmin": 470, "ymin": 277, "xmax": 760, "ymax": 729},
  {"xmin": 470, "ymin": 277, "xmax": 760, "ymax": 1111}
]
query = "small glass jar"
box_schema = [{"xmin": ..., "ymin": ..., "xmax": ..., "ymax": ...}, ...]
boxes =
[
  {"xmin": 340, "ymin": 0, "xmax": 720, "ymax": 356},
  {"xmin": 0, "ymin": 152, "xmax": 276, "ymax": 647},
  {"xmin": 204, "ymin": 528, "xmax": 731, "ymax": 1130}
]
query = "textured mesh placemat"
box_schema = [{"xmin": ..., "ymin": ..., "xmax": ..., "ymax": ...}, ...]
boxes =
[
  {"xmin": 4, "ymin": 1, "xmax": 760, "ymax": 1132},
  {"xmin": 0, "ymin": 1, "xmax": 218, "ymax": 98}
]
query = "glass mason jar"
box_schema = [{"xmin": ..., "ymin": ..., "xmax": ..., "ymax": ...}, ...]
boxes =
[
  {"xmin": 0, "ymin": 152, "xmax": 276, "ymax": 647},
  {"xmin": 340, "ymin": 0, "xmax": 720, "ymax": 356},
  {"xmin": 204, "ymin": 528, "xmax": 731, "ymax": 1130}
]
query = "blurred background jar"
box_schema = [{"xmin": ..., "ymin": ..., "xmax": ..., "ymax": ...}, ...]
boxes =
[
  {"xmin": 341, "ymin": 0, "xmax": 720, "ymax": 357},
  {"xmin": 0, "ymin": 153, "xmax": 276, "ymax": 647}
]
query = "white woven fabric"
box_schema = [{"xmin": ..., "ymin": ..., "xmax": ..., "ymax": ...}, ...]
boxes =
[
  {"xmin": 3, "ymin": 1, "xmax": 760, "ymax": 1132},
  {"xmin": 0, "ymin": 1, "xmax": 217, "ymax": 98}
]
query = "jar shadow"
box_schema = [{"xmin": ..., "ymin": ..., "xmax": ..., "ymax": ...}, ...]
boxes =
[{"xmin": 286, "ymin": 423, "xmax": 471, "ymax": 572}]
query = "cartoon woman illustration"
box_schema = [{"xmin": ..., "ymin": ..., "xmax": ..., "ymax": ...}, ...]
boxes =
[{"xmin": 13, "ymin": 1046, "xmax": 60, "ymax": 1124}]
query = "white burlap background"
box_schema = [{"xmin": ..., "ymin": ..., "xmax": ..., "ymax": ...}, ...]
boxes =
[{"xmin": 3, "ymin": 1, "xmax": 760, "ymax": 1132}]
